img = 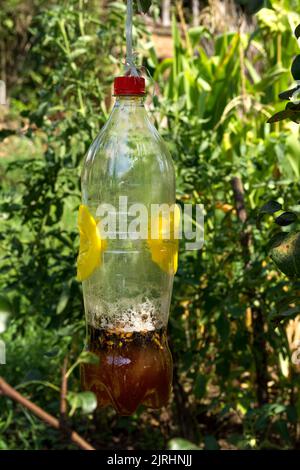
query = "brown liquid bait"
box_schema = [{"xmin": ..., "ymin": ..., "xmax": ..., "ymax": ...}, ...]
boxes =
[{"xmin": 81, "ymin": 326, "xmax": 173, "ymax": 415}]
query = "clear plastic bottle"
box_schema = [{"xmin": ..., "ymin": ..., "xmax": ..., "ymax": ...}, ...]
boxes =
[{"xmin": 78, "ymin": 76, "xmax": 177, "ymax": 415}]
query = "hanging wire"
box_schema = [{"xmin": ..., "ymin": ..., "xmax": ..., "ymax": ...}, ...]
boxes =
[
  {"xmin": 124, "ymin": 0, "xmax": 159, "ymax": 101},
  {"xmin": 125, "ymin": 0, "xmax": 139, "ymax": 76}
]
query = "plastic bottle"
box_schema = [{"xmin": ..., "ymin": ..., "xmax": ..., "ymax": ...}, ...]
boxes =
[{"xmin": 78, "ymin": 76, "xmax": 177, "ymax": 415}]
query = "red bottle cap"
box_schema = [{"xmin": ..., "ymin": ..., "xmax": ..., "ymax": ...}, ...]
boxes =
[{"xmin": 114, "ymin": 76, "xmax": 145, "ymax": 96}]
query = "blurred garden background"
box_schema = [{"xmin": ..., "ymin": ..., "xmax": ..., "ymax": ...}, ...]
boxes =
[{"xmin": 1, "ymin": 0, "xmax": 300, "ymax": 450}]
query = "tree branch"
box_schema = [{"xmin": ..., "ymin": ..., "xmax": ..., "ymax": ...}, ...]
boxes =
[
  {"xmin": 231, "ymin": 176, "xmax": 252, "ymax": 260},
  {"xmin": 59, "ymin": 356, "xmax": 69, "ymax": 441},
  {"xmin": 0, "ymin": 376, "xmax": 95, "ymax": 450},
  {"xmin": 60, "ymin": 357, "xmax": 68, "ymax": 417},
  {"xmin": 231, "ymin": 176, "xmax": 269, "ymax": 405}
]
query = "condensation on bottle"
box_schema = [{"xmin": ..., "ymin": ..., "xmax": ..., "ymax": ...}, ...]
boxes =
[{"xmin": 78, "ymin": 76, "xmax": 177, "ymax": 416}]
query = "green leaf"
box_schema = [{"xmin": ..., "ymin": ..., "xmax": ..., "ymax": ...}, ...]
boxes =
[
  {"xmin": 77, "ymin": 351, "xmax": 99, "ymax": 365},
  {"xmin": 268, "ymin": 404, "xmax": 286, "ymax": 415},
  {"xmin": 57, "ymin": 325, "xmax": 74, "ymax": 336},
  {"xmin": 275, "ymin": 420, "xmax": 291, "ymax": 444},
  {"xmin": 267, "ymin": 109, "xmax": 297, "ymax": 124},
  {"xmin": 286, "ymin": 102, "xmax": 300, "ymax": 111},
  {"xmin": 260, "ymin": 200, "xmax": 282, "ymax": 215},
  {"xmin": 291, "ymin": 55, "xmax": 300, "ymax": 81},
  {"xmin": 56, "ymin": 283, "xmax": 71, "ymax": 315},
  {"xmin": 188, "ymin": 26, "xmax": 210, "ymax": 47},
  {"xmin": 78, "ymin": 391, "xmax": 97, "ymax": 414},
  {"xmin": 256, "ymin": 200, "xmax": 282, "ymax": 229},
  {"xmin": 66, "ymin": 351, "xmax": 99, "ymax": 379},
  {"xmin": 76, "ymin": 35, "xmax": 94, "ymax": 44},
  {"xmin": 0, "ymin": 439, "xmax": 8, "ymax": 450},
  {"xmin": 272, "ymin": 305, "xmax": 300, "ymax": 323},
  {"xmin": 266, "ymin": 232, "xmax": 287, "ymax": 253},
  {"xmin": 67, "ymin": 391, "xmax": 97, "ymax": 415},
  {"xmin": 269, "ymin": 231, "xmax": 300, "ymax": 278},
  {"xmin": 274, "ymin": 211, "xmax": 297, "ymax": 226},
  {"xmin": 285, "ymin": 133, "xmax": 300, "ymax": 178},
  {"xmin": 279, "ymin": 86, "xmax": 300, "ymax": 101},
  {"xmin": 43, "ymin": 347, "xmax": 60, "ymax": 357},
  {"xmin": 3, "ymin": 18, "xmax": 14, "ymax": 30},
  {"xmin": 167, "ymin": 438, "xmax": 200, "ymax": 450},
  {"xmin": 254, "ymin": 65, "xmax": 286, "ymax": 93},
  {"xmin": 69, "ymin": 48, "xmax": 87, "ymax": 60}
]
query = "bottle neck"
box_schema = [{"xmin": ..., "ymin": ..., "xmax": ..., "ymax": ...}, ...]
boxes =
[
  {"xmin": 108, "ymin": 95, "xmax": 150, "ymax": 129},
  {"xmin": 114, "ymin": 95, "xmax": 145, "ymax": 108}
]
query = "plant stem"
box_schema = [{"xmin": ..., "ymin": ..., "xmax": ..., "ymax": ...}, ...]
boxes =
[
  {"xmin": 274, "ymin": 33, "xmax": 282, "ymax": 134},
  {"xmin": 176, "ymin": 1, "xmax": 192, "ymax": 56},
  {"xmin": 60, "ymin": 357, "xmax": 68, "ymax": 418}
]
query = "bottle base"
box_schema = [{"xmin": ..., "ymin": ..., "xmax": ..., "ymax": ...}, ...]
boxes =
[{"xmin": 81, "ymin": 327, "xmax": 173, "ymax": 416}]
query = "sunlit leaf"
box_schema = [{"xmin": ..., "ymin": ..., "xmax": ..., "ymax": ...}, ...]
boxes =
[
  {"xmin": 167, "ymin": 438, "xmax": 200, "ymax": 450},
  {"xmin": 56, "ymin": 282, "xmax": 71, "ymax": 315},
  {"xmin": 78, "ymin": 391, "xmax": 97, "ymax": 414},
  {"xmin": 67, "ymin": 391, "xmax": 97, "ymax": 415}
]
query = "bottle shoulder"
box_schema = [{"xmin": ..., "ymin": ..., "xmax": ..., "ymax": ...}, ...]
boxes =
[
  {"xmin": 81, "ymin": 105, "xmax": 175, "ymax": 205},
  {"xmin": 83, "ymin": 115, "xmax": 174, "ymax": 172}
]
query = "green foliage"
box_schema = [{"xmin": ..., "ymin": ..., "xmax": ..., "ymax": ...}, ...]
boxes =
[
  {"xmin": 150, "ymin": 0, "xmax": 300, "ymax": 449},
  {"xmin": 268, "ymin": 14, "xmax": 300, "ymax": 124},
  {"xmin": 2, "ymin": 0, "xmax": 300, "ymax": 451},
  {"xmin": 1, "ymin": 0, "xmax": 139, "ymax": 328},
  {"xmin": 0, "ymin": 0, "xmax": 145, "ymax": 450},
  {"xmin": 257, "ymin": 198, "xmax": 300, "ymax": 295}
]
